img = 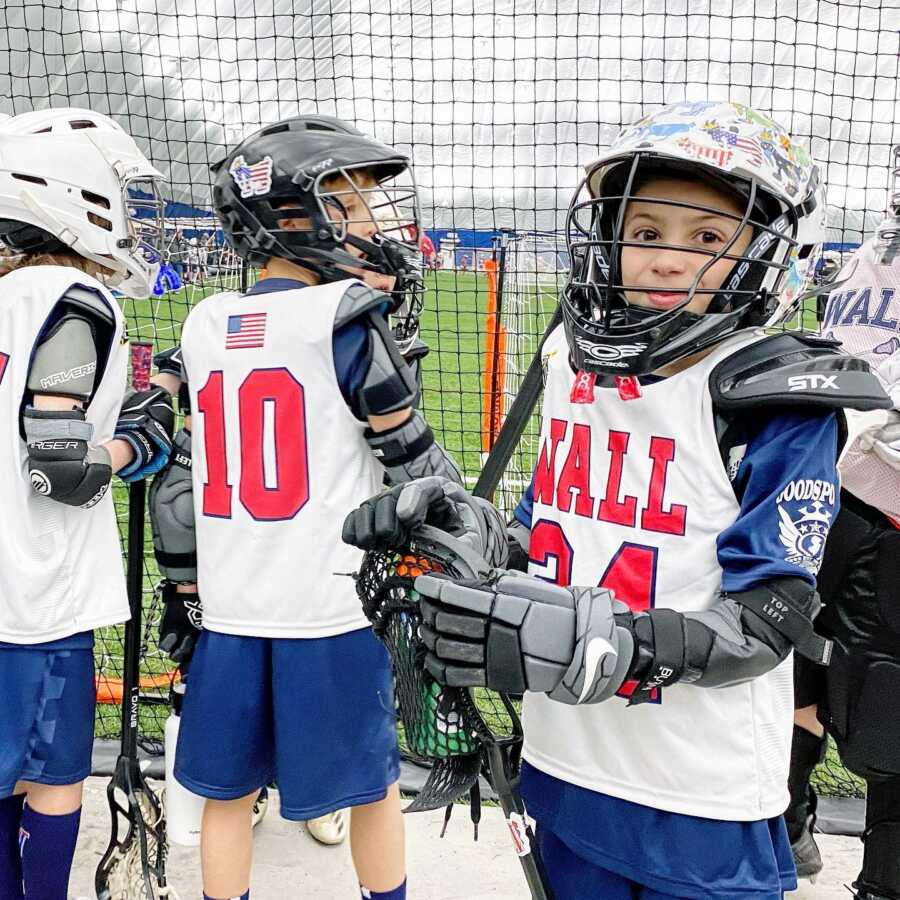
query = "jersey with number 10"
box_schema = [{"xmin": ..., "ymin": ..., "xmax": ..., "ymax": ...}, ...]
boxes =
[
  {"xmin": 181, "ymin": 279, "xmax": 383, "ymax": 639},
  {"xmin": 521, "ymin": 325, "xmax": 795, "ymax": 822}
]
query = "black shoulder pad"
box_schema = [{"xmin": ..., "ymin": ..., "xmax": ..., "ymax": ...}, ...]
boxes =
[
  {"xmin": 710, "ymin": 333, "xmax": 891, "ymax": 413},
  {"xmin": 334, "ymin": 282, "xmax": 392, "ymax": 332}
]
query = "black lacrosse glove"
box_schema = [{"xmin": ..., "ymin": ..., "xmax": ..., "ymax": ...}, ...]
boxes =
[
  {"xmin": 115, "ymin": 386, "xmax": 175, "ymax": 482},
  {"xmin": 415, "ymin": 570, "xmax": 635, "ymax": 705},
  {"xmin": 342, "ymin": 476, "xmax": 509, "ymax": 567},
  {"xmin": 158, "ymin": 582, "xmax": 202, "ymax": 673},
  {"xmin": 153, "ymin": 345, "xmax": 184, "ymax": 381}
]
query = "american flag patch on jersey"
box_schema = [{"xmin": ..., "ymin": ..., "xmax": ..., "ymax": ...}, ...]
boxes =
[{"xmin": 225, "ymin": 312, "xmax": 267, "ymax": 349}]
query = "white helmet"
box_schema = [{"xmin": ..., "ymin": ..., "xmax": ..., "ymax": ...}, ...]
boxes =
[
  {"xmin": 0, "ymin": 107, "xmax": 163, "ymax": 298},
  {"xmin": 563, "ymin": 100, "xmax": 827, "ymax": 375},
  {"xmin": 0, "ymin": 107, "xmax": 129, "ymax": 137}
]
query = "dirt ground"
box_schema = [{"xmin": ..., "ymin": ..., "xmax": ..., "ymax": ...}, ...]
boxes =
[{"xmin": 69, "ymin": 777, "xmax": 863, "ymax": 899}]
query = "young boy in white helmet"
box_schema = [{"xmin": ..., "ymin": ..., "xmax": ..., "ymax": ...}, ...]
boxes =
[
  {"xmin": 788, "ymin": 146, "xmax": 900, "ymax": 900},
  {"xmin": 0, "ymin": 108, "xmax": 173, "ymax": 899},
  {"xmin": 344, "ymin": 100, "xmax": 890, "ymax": 898},
  {"xmin": 148, "ymin": 114, "xmax": 460, "ymax": 900}
]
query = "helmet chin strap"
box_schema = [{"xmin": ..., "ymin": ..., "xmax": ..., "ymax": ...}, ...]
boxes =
[{"xmin": 18, "ymin": 188, "xmax": 128, "ymax": 285}]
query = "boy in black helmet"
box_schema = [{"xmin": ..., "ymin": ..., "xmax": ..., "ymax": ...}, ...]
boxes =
[{"xmin": 149, "ymin": 115, "xmax": 459, "ymax": 900}]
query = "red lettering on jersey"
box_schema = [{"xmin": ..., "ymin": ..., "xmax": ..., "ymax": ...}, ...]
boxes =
[
  {"xmin": 238, "ymin": 368, "xmax": 310, "ymax": 521},
  {"xmin": 197, "ymin": 371, "xmax": 233, "ymax": 518},
  {"xmin": 640, "ymin": 436, "xmax": 687, "ymax": 535},
  {"xmin": 598, "ymin": 542, "xmax": 660, "ymax": 701},
  {"xmin": 533, "ymin": 418, "xmax": 568, "ymax": 506},
  {"xmin": 528, "ymin": 519, "xmax": 575, "ymax": 585},
  {"xmin": 0, "ymin": 353, "xmax": 8, "ymax": 386},
  {"xmin": 597, "ymin": 430, "xmax": 637, "ymax": 526},
  {"xmin": 556, "ymin": 423, "xmax": 595, "ymax": 517}
]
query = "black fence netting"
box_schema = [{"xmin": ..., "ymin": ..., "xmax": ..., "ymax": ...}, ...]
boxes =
[{"xmin": 0, "ymin": 0, "xmax": 897, "ymax": 804}]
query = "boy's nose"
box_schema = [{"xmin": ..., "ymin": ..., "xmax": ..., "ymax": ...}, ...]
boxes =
[{"xmin": 650, "ymin": 248, "xmax": 689, "ymax": 276}]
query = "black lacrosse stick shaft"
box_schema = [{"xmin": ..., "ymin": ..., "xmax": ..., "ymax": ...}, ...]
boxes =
[
  {"xmin": 483, "ymin": 741, "xmax": 554, "ymax": 900},
  {"xmin": 121, "ymin": 479, "xmax": 146, "ymax": 758}
]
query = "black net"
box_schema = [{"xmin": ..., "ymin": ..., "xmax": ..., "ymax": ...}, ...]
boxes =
[
  {"xmin": 1, "ymin": 1, "xmax": 897, "ymax": 802},
  {"xmin": 355, "ymin": 543, "xmax": 524, "ymax": 812}
]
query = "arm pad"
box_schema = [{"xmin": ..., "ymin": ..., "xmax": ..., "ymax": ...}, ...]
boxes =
[
  {"xmin": 624, "ymin": 578, "xmax": 825, "ymax": 701},
  {"xmin": 26, "ymin": 315, "xmax": 98, "ymax": 401},
  {"xmin": 23, "ymin": 407, "xmax": 112, "ymax": 508},
  {"xmin": 149, "ymin": 428, "xmax": 196, "ymax": 582},
  {"xmin": 366, "ymin": 411, "xmax": 463, "ymax": 485}
]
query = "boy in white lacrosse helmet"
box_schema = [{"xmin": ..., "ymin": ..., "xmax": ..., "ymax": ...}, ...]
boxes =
[
  {"xmin": 0, "ymin": 107, "xmax": 173, "ymax": 899},
  {"xmin": 345, "ymin": 100, "xmax": 890, "ymax": 898}
]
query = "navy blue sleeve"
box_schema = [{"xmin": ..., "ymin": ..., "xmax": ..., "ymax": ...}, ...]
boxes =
[
  {"xmin": 717, "ymin": 411, "xmax": 840, "ymax": 592},
  {"xmin": 514, "ymin": 479, "xmax": 535, "ymax": 528},
  {"xmin": 332, "ymin": 321, "xmax": 369, "ymax": 415}
]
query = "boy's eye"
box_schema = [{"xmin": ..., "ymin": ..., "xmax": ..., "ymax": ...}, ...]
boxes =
[
  {"xmin": 697, "ymin": 230, "xmax": 725, "ymax": 245},
  {"xmin": 632, "ymin": 228, "xmax": 659, "ymax": 242}
]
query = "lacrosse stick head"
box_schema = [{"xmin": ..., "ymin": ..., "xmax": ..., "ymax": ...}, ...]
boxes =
[
  {"xmin": 95, "ymin": 759, "xmax": 167, "ymax": 900},
  {"xmin": 355, "ymin": 525, "xmax": 523, "ymax": 812}
]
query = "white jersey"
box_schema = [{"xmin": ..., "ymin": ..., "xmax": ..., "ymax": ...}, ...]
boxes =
[
  {"xmin": 181, "ymin": 279, "xmax": 384, "ymax": 639},
  {"xmin": 522, "ymin": 325, "xmax": 795, "ymax": 821},
  {"xmin": 0, "ymin": 266, "xmax": 129, "ymax": 644},
  {"xmin": 822, "ymin": 238, "xmax": 900, "ymax": 518}
]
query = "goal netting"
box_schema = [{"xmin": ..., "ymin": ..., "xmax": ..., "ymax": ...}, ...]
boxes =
[{"xmin": 1, "ymin": 0, "xmax": 897, "ymax": 814}]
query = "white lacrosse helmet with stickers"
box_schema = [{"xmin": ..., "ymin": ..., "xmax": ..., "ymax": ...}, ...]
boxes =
[
  {"xmin": 0, "ymin": 107, "xmax": 164, "ymax": 298},
  {"xmin": 563, "ymin": 99, "xmax": 827, "ymax": 375}
]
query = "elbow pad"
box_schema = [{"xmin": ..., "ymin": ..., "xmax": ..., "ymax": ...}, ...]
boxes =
[
  {"xmin": 149, "ymin": 429, "xmax": 197, "ymax": 582},
  {"xmin": 23, "ymin": 407, "xmax": 112, "ymax": 508},
  {"xmin": 366, "ymin": 411, "xmax": 463, "ymax": 485}
]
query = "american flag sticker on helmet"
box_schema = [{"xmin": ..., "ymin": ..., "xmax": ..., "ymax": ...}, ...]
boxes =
[
  {"xmin": 225, "ymin": 312, "xmax": 267, "ymax": 349},
  {"xmin": 229, "ymin": 154, "xmax": 274, "ymax": 198}
]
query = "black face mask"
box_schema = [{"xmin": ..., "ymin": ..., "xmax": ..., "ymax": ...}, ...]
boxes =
[{"xmin": 561, "ymin": 154, "xmax": 798, "ymax": 376}]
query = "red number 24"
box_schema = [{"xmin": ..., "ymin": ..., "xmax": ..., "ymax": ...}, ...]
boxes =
[{"xmin": 529, "ymin": 519, "xmax": 660, "ymax": 701}]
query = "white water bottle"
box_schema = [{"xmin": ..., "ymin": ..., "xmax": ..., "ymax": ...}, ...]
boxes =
[{"xmin": 164, "ymin": 682, "xmax": 205, "ymax": 846}]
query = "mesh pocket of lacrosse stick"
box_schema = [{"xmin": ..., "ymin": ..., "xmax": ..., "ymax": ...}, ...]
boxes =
[{"xmin": 355, "ymin": 525, "xmax": 523, "ymax": 817}]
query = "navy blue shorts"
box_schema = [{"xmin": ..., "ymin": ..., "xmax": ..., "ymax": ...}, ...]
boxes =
[
  {"xmin": 536, "ymin": 827, "xmax": 791, "ymax": 900},
  {"xmin": 0, "ymin": 646, "xmax": 95, "ymax": 796},
  {"xmin": 174, "ymin": 627, "xmax": 400, "ymax": 820}
]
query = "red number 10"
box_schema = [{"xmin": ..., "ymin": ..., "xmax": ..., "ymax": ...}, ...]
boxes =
[{"xmin": 197, "ymin": 368, "xmax": 310, "ymax": 521}]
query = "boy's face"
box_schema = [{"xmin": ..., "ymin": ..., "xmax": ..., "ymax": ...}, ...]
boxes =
[
  {"xmin": 277, "ymin": 169, "xmax": 396, "ymax": 291},
  {"xmin": 619, "ymin": 177, "xmax": 753, "ymax": 315}
]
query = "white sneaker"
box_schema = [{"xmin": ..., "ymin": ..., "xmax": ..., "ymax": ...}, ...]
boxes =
[
  {"xmin": 251, "ymin": 786, "xmax": 269, "ymax": 828},
  {"xmin": 305, "ymin": 808, "xmax": 348, "ymax": 845}
]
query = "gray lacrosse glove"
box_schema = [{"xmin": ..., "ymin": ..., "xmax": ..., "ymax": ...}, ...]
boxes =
[
  {"xmin": 342, "ymin": 475, "xmax": 509, "ymax": 568},
  {"xmin": 415, "ymin": 570, "xmax": 636, "ymax": 705},
  {"xmin": 149, "ymin": 428, "xmax": 196, "ymax": 582}
]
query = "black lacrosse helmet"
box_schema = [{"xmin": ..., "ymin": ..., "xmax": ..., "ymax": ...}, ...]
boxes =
[
  {"xmin": 211, "ymin": 115, "xmax": 424, "ymax": 318},
  {"xmin": 562, "ymin": 101, "xmax": 825, "ymax": 376}
]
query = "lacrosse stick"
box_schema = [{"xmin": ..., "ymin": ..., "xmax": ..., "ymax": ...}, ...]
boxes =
[
  {"xmin": 96, "ymin": 342, "xmax": 175, "ymax": 900},
  {"xmin": 356, "ymin": 525, "xmax": 553, "ymax": 900}
]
